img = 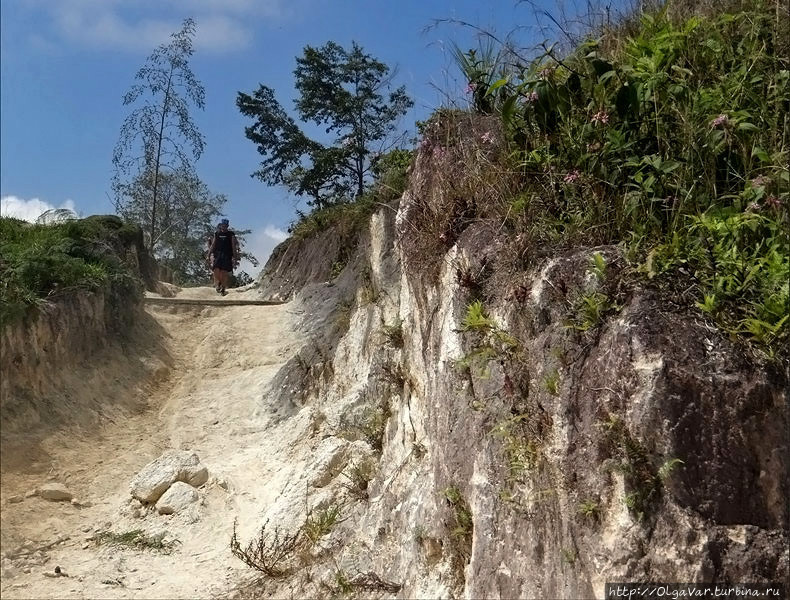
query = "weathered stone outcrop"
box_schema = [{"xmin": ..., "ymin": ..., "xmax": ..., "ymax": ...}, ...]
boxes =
[{"xmin": 251, "ymin": 148, "xmax": 788, "ymax": 598}]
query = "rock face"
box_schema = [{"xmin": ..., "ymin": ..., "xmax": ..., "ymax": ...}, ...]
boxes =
[
  {"xmin": 155, "ymin": 481, "xmax": 199, "ymax": 515},
  {"xmin": 37, "ymin": 483, "xmax": 73, "ymax": 502},
  {"xmin": 252, "ymin": 145, "xmax": 788, "ymax": 598},
  {"xmin": 130, "ymin": 450, "xmax": 208, "ymax": 503}
]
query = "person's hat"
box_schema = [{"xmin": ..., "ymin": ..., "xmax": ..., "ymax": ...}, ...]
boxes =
[{"xmin": 220, "ymin": 218, "xmax": 229, "ymax": 225}]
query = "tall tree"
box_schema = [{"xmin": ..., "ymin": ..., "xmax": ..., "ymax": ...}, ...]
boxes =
[
  {"xmin": 112, "ymin": 17, "xmax": 205, "ymax": 251},
  {"xmin": 237, "ymin": 41, "xmax": 413, "ymax": 208}
]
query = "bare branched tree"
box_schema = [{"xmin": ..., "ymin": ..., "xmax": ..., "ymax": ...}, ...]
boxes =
[{"xmin": 112, "ymin": 17, "xmax": 205, "ymax": 251}]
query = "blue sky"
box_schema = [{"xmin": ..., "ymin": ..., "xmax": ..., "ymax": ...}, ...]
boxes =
[{"xmin": 1, "ymin": 0, "xmax": 595, "ymax": 274}]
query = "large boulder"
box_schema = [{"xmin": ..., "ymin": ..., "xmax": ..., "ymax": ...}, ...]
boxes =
[
  {"xmin": 130, "ymin": 450, "xmax": 208, "ymax": 503},
  {"xmin": 155, "ymin": 482, "xmax": 199, "ymax": 515}
]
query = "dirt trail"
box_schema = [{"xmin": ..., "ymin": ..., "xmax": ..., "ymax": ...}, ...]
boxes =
[{"xmin": 0, "ymin": 286, "xmax": 302, "ymax": 599}]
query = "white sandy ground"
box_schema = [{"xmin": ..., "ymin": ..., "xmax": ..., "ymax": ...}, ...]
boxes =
[{"xmin": 0, "ymin": 285, "xmax": 305, "ymax": 599}]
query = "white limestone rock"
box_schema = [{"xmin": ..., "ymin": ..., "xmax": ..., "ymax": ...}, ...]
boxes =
[
  {"xmin": 155, "ymin": 482, "xmax": 198, "ymax": 515},
  {"xmin": 130, "ymin": 450, "xmax": 208, "ymax": 503}
]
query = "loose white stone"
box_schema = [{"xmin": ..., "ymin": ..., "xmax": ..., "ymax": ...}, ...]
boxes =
[
  {"xmin": 130, "ymin": 450, "xmax": 208, "ymax": 503},
  {"xmin": 155, "ymin": 482, "xmax": 199, "ymax": 515}
]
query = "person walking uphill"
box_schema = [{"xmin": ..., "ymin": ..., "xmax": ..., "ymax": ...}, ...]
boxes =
[{"xmin": 209, "ymin": 219, "xmax": 240, "ymax": 296}]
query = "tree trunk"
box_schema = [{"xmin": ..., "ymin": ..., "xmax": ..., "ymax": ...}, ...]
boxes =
[{"xmin": 150, "ymin": 68, "xmax": 174, "ymax": 252}]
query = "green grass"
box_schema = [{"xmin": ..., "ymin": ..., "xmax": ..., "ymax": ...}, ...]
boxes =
[
  {"xmin": 0, "ymin": 215, "xmax": 143, "ymax": 327},
  {"xmin": 302, "ymin": 505, "xmax": 341, "ymax": 544},
  {"xmin": 94, "ymin": 529, "xmax": 179, "ymax": 553}
]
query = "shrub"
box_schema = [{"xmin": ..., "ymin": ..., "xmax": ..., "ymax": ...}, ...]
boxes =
[
  {"xmin": 0, "ymin": 216, "xmax": 143, "ymax": 327},
  {"xmin": 423, "ymin": 0, "xmax": 788, "ymax": 355},
  {"xmin": 230, "ymin": 519, "xmax": 303, "ymax": 577}
]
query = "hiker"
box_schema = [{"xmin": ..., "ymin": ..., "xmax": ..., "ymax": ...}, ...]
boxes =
[
  {"xmin": 208, "ymin": 219, "xmax": 240, "ymax": 296},
  {"xmin": 205, "ymin": 224, "xmax": 219, "ymax": 280}
]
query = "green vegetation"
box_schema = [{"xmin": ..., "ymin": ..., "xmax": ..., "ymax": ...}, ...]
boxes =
[
  {"xmin": 341, "ymin": 458, "xmax": 377, "ymax": 501},
  {"xmin": 94, "ymin": 529, "xmax": 179, "ymax": 554},
  {"xmin": 461, "ymin": 300, "xmax": 495, "ymax": 331},
  {"xmin": 438, "ymin": 0, "xmax": 789, "ymax": 355},
  {"xmin": 329, "ymin": 260, "xmax": 346, "ymax": 280},
  {"xmin": 0, "ymin": 215, "xmax": 143, "ymax": 327},
  {"xmin": 238, "ymin": 42, "xmax": 412, "ymax": 209},
  {"xmin": 443, "ymin": 486, "xmax": 474, "ymax": 543},
  {"xmin": 578, "ymin": 499, "xmax": 600, "ymax": 520},
  {"xmin": 600, "ymin": 415, "xmax": 684, "ymax": 520},
  {"xmin": 340, "ymin": 404, "xmax": 390, "ymax": 453},
  {"xmin": 288, "ymin": 148, "xmax": 414, "ymax": 240},
  {"xmin": 490, "ymin": 414, "xmax": 541, "ymax": 481},
  {"xmin": 561, "ymin": 548, "xmax": 577, "ymax": 565},
  {"xmin": 303, "ymin": 505, "xmax": 341, "ymax": 544},
  {"xmin": 112, "ymin": 19, "xmax": 254, "ymax": 283},
  {"xmin": 543, "ymin": 368, "xmax": 561, "ymax": 395}
]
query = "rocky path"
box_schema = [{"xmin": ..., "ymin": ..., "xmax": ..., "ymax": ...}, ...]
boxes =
[{"xmin": 0, "ymin": 286, "xmax": 302, "ymax": 598}]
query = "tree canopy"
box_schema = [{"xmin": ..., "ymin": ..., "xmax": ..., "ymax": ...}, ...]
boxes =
[{"xmin": 237, "ymin": 41, "xmax": 413, "ymax": 209}]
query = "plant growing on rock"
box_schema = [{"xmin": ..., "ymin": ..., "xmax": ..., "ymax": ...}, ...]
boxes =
[
  {"xmin": 340, "ymin": 403, "xmax": 391, "ymax": 453},
  {"xmin": 303, "ymin": 505, "xmax": 341, "ymax": 544},
  {"xmin": 382, "ymin": 320, "xmax": 404, "ymax": 347},
  {"xmin": 543, "ymin": 368, "xmax": 561, "ymax": 395},
  {"xmin": 443, "ymin": 486, "xmax": 473, "ymax": 548},
  {"xmin": 341, "ymin": 458, "xmax": 377, "ymax": 501},
  {"xmin": 578, "ymin": 499, "xmax": 601, "ymax": 521}
]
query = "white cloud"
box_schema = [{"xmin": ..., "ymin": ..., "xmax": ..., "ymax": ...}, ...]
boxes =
[
  {"xmin": 28, "ymin": 0, "xmax": 286, "ymax": 53},
  {"xmin": 238, "ymin": 224, "xmax": 289, "ymax": 277},
  {"xmin": 0, "ymin": 195, "xmax": 77, "ymax": 222}
]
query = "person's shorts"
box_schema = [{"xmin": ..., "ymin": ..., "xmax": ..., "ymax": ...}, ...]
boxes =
[{"xmin": 212, "ymin": 252, "xmax": 233, "ymax": 272}]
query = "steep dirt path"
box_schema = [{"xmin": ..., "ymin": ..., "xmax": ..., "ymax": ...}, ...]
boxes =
[{"xmin": 0, "ymin": 286, "xmax": 302, "ymax": 599}]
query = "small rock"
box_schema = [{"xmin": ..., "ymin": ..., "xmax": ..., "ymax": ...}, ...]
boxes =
[
  {"xmin": 7, "ymin": 495, "xmax": 23, "ymax": 504},
  {"xmin": 155, "ymin": 481, "xmax": 199, "ymax": 515},
  {"xmin": 81, "ymin": 526, "xmax": 92, "ymax": 533},
  {"xmin": 82, "ymin": 543, "xmax": 90, "ymax": 550},
  {"xmin": 38, "ymin": 483, "xmax": 73, "ymax": 502},
  {"xmin": 25, "ymin": 490, "xmax": 38, "ymax": 498}
]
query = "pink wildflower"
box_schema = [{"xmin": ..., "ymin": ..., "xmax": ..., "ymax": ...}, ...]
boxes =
[
  {"xmin": 539, "ymin": 66, "xmax": 555, "ymax": 80},
  {"xmin": 710, "ymin": 114, "xmax": 729, "ymax": 128},
  {"xmin": 465, "ymin": 82, "xmax": 477, "ymax": 94},
  {"xmin": 525, "ymin": 90, "xmax": 539, "ymax": 103},
  {"xmin": 765, "ymin": 195, "xmax": 782, "ymax": 210},
  {"xmin": 746, "ymin": 201, "xmax": 760, "ymax": 212},
  {"xmin": 563, "ymin": 170, "xmax": 581, "ymax": 184},
  {"xmin": 751, "ymin": 176, "xmax": 770, "ymax": 187},
  {"xmin": 591, "ymin": 110, "xmax": 610, "ymax": 125},
  {"xmin": 481, "ymin": 131, "xmax": 495, "ymax": 144}
]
